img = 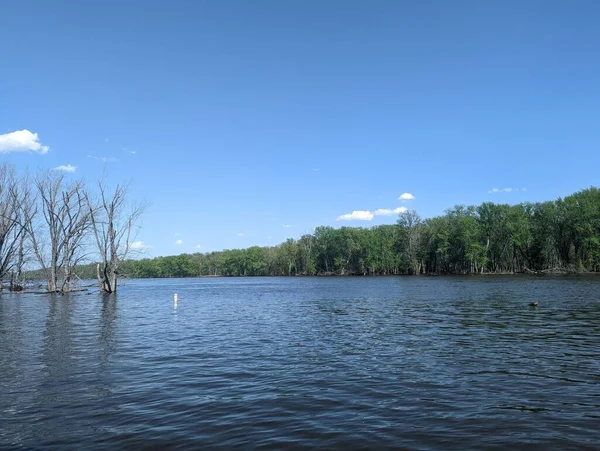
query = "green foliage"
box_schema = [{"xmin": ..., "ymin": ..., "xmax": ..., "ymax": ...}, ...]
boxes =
[{"xmin": 112, "ymin": 187, "xmax": 600, "ymax": 278}]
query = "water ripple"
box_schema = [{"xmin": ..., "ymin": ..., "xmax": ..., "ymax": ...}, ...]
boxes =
[{"xmin": 1, "ymin": 276, "xmax": 600, "ymax": 449}]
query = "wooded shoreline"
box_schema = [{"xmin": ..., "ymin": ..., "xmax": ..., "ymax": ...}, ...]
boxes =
[
  {"xmin": 110, "ymin": 186, "xmax": 600, "ymax": 279},
  {"xmin": 17, "ymin": 186, "xmax": 600, "ymax": 289}
]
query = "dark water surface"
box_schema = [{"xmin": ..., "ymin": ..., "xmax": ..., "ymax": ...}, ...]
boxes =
[{"xmin": 1, "ymin": 276, "xmax": 600, "ymax": 450}]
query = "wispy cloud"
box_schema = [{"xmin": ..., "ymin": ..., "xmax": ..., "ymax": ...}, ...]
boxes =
[
  {"xmin": 374, "ymin": 207, "xmax": 408, "ymax": 216},
  {"xmin": 398, "ymin": 192, "xmax": 415, "ymax": 201},
  {"xmin": 87, "ymin": 155, "xmax": 117, "ymax": 163},
  {"xmin": 0, "ymin": 130, "xmax": 49, "ymax": 154},
  {"xmin": 174, "ymin": 239, "xmax": 183, "ymax": 245},
  {"xmin": 311, "ymin": 168, "xmax": 320, "ymax": 172},
  {"xmin": 282, "ymin": 224, "xmax": 291, "ymax": 228},
  {"xmin": 53, "ymin": 164, "xmax": 76, "ymax": 173},
  {"xmin": 337, "ymin": 210, "xmax": 374, "ymax": 221},
  {"xmin": 237, "ymin": 232, "xmax": 245, "ymax": 237},
  {"xmin": 130, "ymin": 241, "xmax": 151, "ymax": 250},
  {"xmin": 488, "ymin": 187, "xmax": 525, "ymax": 193},
  {"xmin": 194, "ymin": 244, "xmax": 201, "ymax": 249}
]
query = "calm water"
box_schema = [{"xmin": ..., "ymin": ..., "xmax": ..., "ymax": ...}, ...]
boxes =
[{"xmin": 1, "ymin": 276, "xmax": 600, "ymax": 450}]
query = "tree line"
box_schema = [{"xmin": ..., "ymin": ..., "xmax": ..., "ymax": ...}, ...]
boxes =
[
  {"xmin": 113, "ymin": 186, "xmax": 600, "ymax": 278},
  {"xmin": 1, "ymin": 163, "xmax": 142, "ymax": 293}
]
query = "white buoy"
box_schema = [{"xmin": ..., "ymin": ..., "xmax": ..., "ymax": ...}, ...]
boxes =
[{"xmin": 174, "ymin": 293, "xmax": 178, "ymax": 308}]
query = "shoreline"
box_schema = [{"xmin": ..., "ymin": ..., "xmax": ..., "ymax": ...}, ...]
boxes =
[
  {"xmin": 13, "ymin": 271, "xmax": 600, "ymax": 293},
  {"xmin": 118, "ymin": 271, "xmax": 600, "ymax": 279}
]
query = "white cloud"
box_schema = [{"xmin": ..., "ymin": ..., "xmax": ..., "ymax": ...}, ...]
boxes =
[
  {"xmin": 130, "ymin": 241, "xmax": 151, "ymax": 250},
  {"xmin": 53, "ymin": 164, "xmax": 76, "ymax": 173},
  {"xmin": 337, "ymin": 206, "xmax": 411, "ymax": 221},
  {"xmin": 237, "ymin": 232, "xmax": 245, "ymax": 237},
  {"xmin": 398, "ymin": 192, "xmax": 415, "ymax": 201},
  {"xmin": 174, "ymin": 239, "xmax": 183, "ymax": 245},
  {"xmin": 311, "ymin": 168, "xmax": 320, "ymax": 172},
  {"xmin": 282, "ymin": 224, "xmax": 291, "ymax": 228},
  {"xmin": 174, "ymin": 232, "xmax": 182, "ymax": 237},
  {"xmin": 0, "ymin": 130, "xmax": 49, "ymax": 154},
  {"xmin": 488, "ymin": 187, "xmax": 521, "ymax": 193},
  {"xmin": 337, "ymin": 210, "xmax": 374, "ymax": 221},
  {"xmin": 267, "ymin": 236, "xmax": 272, "ymax": 239},
  {"xmin": 194, "ymin": 244, "xmax": 201, "ymax": 249},
  {"xmin": 374, "ymin": 207, "xmax": 408, "ymax": 216}
]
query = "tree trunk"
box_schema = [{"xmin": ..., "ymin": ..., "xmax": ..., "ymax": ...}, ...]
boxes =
[
  {"xmin": 49, "ymin": 265, "xmax": 57, "ymax": 292},
  {"xmin": 111, "ymin": 270, "xmax": 117, "ymax": 293},
  {"xmin": 97, "ymin": 263, "xmax": 103, "ymax": 290}
]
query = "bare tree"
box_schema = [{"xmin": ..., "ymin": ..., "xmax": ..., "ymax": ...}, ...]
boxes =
[
  {"xmin": 0, "ymin": 164, "xmax": 29, "ymax": 289},
  {"xmin": 29, "ymin": 172, "xmax": 92, "ymax": 293},
  {"xmin": 11, "ymin": 175, "xmax": 37, "ymax": 291},
  {"xmin": 87, "ymin": 181, "xmax": 144, "ymax": 293}
]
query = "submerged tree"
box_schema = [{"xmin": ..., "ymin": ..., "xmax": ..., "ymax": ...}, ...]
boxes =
[
  {"xmin": 87, "ymin": 181, "xmax": 144, "ymax": 293},
  {"xmin": 11, "ymin": 176, "xmax": 37, "ymax": 291},
  {"xmin": 0, "ymin": 164, "xmax": 32, "ymax": 289},
  {"xmin": 29, "ymin": 172, "xmax": 91, "ymax": 293}
]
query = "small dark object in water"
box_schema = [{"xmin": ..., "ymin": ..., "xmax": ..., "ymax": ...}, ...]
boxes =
[{"xmin": 529, "ymin": 301, "xmax": 538, "ymax": 307}]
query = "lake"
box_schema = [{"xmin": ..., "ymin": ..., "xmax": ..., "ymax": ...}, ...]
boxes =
[{"xmin": 1, "ymin": 276, "xmax": 599, "ymax": 449}]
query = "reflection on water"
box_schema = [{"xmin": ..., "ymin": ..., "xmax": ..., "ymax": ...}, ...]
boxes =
[
  {"xmin": 1, "ymin": 276, "xmax": 600, "ymax": 449},
  {"xmin": 99, "ymin": 294, "xmax": 117, "ymax": 367}
]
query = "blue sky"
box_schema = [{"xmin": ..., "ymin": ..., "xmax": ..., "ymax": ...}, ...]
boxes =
[{"xmin": 1, "ymin": 0, "xmax": 599, "ymax": 257}]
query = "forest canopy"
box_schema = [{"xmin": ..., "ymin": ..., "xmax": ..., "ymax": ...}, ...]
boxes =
[{"xmin": 103, "ymin": 186, "xmax": 600, "ymax": 278}]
